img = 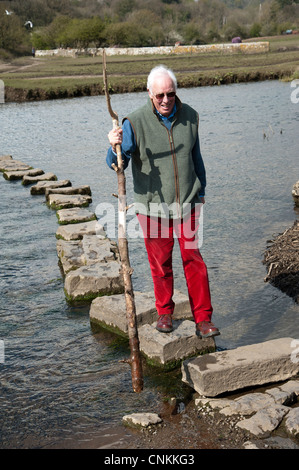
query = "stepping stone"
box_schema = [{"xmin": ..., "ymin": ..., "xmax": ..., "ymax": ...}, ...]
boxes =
[
  {"xmin": 0, "ymin": 155, "xmax": 12, "ymax": 161},
  {"xmin": 57, "ymin": 235, "xmax": 118, "ymax": 274},
  {"xmin": 3, "ymin": 168, "xmax": 44, "ymax": 180},
  {"xmin": 56, "ymin": 207, "xmax": 96, "ymax": 225},
  {"xmin": 285, "ymin": 407, "xmax": 299, "ymax": 438},
  {"xmin": 0, "ymin": 159, "xmax": 32, "ymax": 172},
  {"xmin": 138, "ymin": 320, "xmax": 215, "ymax": 368},
  {"xmin": 48, "ymin": 193, "xmax": 92, "ymax": 209},
  {"xmin": 56, "ymin": 220, "xmax": 105, "ymax": 240},
  {"xmin": 64, "ymin": 261, "xmax": 124, "ymax": 304},
  {"xmin": 45, "ymin": 185, "xmax": 91, "ymax": 200},
  {"xmin": 30, "ymin": 179, "xmax": 71, "ymax": 195},
  {"xmin": 22, "ymin": 172, "xmax": 57, "ymax": 185},
  {"xmin": 122, "ymin": 413, "xmax": 162, "ymax": 428},
  {"xmin": 236, "ymin": 404, "xmax": 289, "ymax": 438},
  {"xmin": 181, "ymin": 337, "xmax": 299, "ymax": 397},
  {"xmin": 89, "ymin": 290, "xmax": 192, "ymax": 335}
]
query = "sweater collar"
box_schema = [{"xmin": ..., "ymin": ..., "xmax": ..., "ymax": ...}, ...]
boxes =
[
  {"xmin": 155, "ymin": 103, "xmax": 177, "ymax": 121},
  {"xmin": 149, "ymin": 95, "xmax": 181, "ymax": 121}
]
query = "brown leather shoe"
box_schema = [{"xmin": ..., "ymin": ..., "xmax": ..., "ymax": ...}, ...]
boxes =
[
  {"xmin": 196, "ymin": 321, "xmax": 220, "ymax": 338},
  {"xmin": 156, "ymin": 314, "xmax": 173, "ymax": 333}
]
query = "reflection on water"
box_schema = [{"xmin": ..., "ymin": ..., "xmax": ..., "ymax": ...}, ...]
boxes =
[{"xmin": 0, "ymin": 81, "xmax": 298, "ymax": 448}]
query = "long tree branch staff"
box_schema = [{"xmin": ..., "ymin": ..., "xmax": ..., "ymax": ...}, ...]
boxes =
[{"xmin": 106, "ymin": 65, "xmax": 220, "ymax": 339}]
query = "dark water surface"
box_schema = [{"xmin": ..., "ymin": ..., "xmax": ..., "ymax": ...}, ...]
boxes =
[{"xmin": 0, "ymin": 81, "xmax": 298, "ymax": 448}]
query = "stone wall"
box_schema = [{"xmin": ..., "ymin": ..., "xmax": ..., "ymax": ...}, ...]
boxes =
[{"xmin": 35, "ymin": 41, "xmax": 270, "ymax": 58}]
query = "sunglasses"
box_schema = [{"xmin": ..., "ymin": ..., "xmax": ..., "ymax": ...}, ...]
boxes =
[{"xmin": 154, "ymin": 92, "xmax": 176, "ymax": 100}]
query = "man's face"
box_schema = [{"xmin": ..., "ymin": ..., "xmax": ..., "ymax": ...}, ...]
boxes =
[{"xmin": 148, "ymin": 75, "xmax": 176, "ymax": 117}]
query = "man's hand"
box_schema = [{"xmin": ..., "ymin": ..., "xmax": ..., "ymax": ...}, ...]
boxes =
[
  {"xmin": 200, "ymin": 196, "xmax": 205, "ymax": 204},
  {"xmin": 108, "ymin": 128, "xmax": 123, "ymax": 153}
]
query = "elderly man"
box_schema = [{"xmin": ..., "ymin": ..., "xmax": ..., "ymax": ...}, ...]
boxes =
[{"xmin": 106, "ymin": 65, "xmax": 219, "ymax": 339}]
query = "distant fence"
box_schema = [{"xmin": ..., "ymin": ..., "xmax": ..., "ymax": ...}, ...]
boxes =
[{"xmin": 35, "ymin": 42, "xmax": 270, "ymax": 58}]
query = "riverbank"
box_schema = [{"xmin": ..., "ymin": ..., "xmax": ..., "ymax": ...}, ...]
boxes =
[
  {"xmin": 1, "ymin": 35, "xmax": 298, "ymax": 103},
  {"xmin": 263, "ymin": 219, "xmax": 299, "ymax": 303}
]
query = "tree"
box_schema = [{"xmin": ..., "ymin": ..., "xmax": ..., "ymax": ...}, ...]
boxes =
[{"xmin": 0, "ymin": 5, "xmax": 29, "ymax": 52}]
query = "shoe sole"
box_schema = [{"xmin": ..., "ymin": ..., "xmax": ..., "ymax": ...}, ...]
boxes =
[
  {"xmin": 196, "ymin": 330, "xmax": 220, "ymax": 339},
  {"xmin": 156, "ymin": 327, "xmax": 173, "ymax": 333}
]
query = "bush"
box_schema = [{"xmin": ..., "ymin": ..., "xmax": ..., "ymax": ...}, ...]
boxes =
[{"xmin": 0, "ymin": 6, "xmax": 30, "ymax": 53}]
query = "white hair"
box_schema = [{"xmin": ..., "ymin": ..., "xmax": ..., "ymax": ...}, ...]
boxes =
[{"xmin": 147, "ymin": 65, "xmax": 177, "ymax": 94}]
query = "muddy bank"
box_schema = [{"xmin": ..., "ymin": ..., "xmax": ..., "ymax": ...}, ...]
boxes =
[
  {"xmin": 123, "ymin": 400, "xmax": 252, "ymax": 450},
  {"xmin": 263, "ymin": 219, "xmax": 299, "ymax": 302},
  {"xmin": 4, "ymin": 69, "xmax": 292, "ymax": 103}
]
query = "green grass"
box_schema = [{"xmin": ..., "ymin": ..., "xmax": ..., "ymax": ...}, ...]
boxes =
[{"xmin": 1, "ymin": 35, "xmax": 298, "ymax": 101}]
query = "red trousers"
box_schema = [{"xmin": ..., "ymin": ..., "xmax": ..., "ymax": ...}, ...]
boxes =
[{"xmin": 137, "ymin": 207, "xmax": 213, "ymax": 324}]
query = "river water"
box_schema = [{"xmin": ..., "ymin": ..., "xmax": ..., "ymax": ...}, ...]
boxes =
[{"xmin": 0, "ymin": 80, "xmax": 298, "ymax": 448}]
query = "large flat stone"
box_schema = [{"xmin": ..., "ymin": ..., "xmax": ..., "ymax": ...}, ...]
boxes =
[
  {"xmin": 0, "ymin": 159, "xmax": 32, "ymax": 172},
  {"xmin": 236, "ymin": 405, "xmax": 289, "ymax": 437},
  {"xmin": 45, "ymin": 185, "xmax": 91, "ymax": 200},
  {"xmin": 56, "ymin": 207, "xmax": 96, "ymax": 225},
  {"xmin": 56, "ymin": 220, "xmax": 105, "ymax": 240},
  {"xmin": 138, "ymin": 320, "xmax": 215, "ymax": 368},
  {"xmin": 30, "ymin": 179, "xmax": 71, "ymax": 195},
  {"xmin": 89, "ymin": 290, "xmax": 192, "ymax": 334},
  {"xmin": 181, "ymin": 337, "xmax": 299, "ymax": 397},
  {"xmin": 48, "ymin": 193, "xmax": 92, "ymax": 209},
  {"xmin": 22, "ymin": 172, "xmax": 57, "ymax": 185},
  {"xmin": 64, "ymin": 261, "xmax": 124, "ymax": 303},
  {"xmin": 57, "ymin": 235, "xmax": 118, "ymax": 274},
  {"xmin": 0, "ymin": 155, "xmax": 12, "ymax": 161},
  {"xmin": 3, "ymin": 168, "xmax": 44, "ymax": 180},
  {"xmin": 285, "ymin": 407, "xmax": 299, "ymax": 438}
]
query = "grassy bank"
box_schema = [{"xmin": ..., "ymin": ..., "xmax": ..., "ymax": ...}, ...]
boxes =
[{"xmin": 1, "ymin": 35, "xmax": 298, "ymax": 102}]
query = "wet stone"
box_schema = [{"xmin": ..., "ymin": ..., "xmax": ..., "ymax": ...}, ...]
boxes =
[
  {"xmin": 181, "ymin": 338, "xmax": 299, "ymax": 397},
  {"xmin": 3, "ymin": 168, "xmax": 44, "ymax": 180},
  {"xmin": 64, "ymin": 261, "xmax": 124, "ymax": 303},
  {"xmin": 30, "ymin": 179, "xmax": 71, "ymax": 195},
  {"xmin": 45, "ymin": 185, "xmax": 91, "ymax": 200},
  {"xmin": 0, "ymin": 158, "xmax": 32, "ymax": 172},
  {"xmin": 0, "ymin": 155, "xmax": 13, "ymax": 161},
  {"xmin": 56, "ymin": 220, "xmax": 105, "ymax": 241},
  {"xmin": 57, "ymin": 235, "xmax": 118, "ymax": 274},
  {"xmin": 56, "ymin": 207, "xmax": 96, "ymax": 225},
  {"xmin": 285, "ymin": 407, "xmax": 299, "ymax": 438},
  {"xmin": 48, "ymin": 193, "xmax": 92, "ymax": 209},
  {"xmin": 138, "ymin": 320, "xmax": 215, "ymax": 368},
  {"xmin": 89, "ymin": 290, "xmax": 192, "ymax": 335},
  {"xmin": 236, "ymin": 404, "xmax": 289, "ymax": 437},
  {"xmin": 292, "ymin": 180, "xmax": 299, "ymax": 207},
  {"xmin": 22, "ymin": 172, "xmax": 57, "ymax": 185},
  {"xmin": 122, "ymin": 413, "xmax": 162, "ymax": 428}
]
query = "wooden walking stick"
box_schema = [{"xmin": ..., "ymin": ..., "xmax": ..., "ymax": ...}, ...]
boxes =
[{"xmin": 102, "ymin": 50, "xmax": 143, "ymax": 393}]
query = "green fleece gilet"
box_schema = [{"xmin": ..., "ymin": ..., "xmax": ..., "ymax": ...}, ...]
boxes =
[{"xmin": 124, "ymin": 97, "xmax": 202, "ymax": 219}]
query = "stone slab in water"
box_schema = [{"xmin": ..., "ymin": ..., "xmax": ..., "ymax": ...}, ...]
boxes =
[
  {"xmin": 57, "ymin": 235, "xmax": 118, "ymax": 274},
  {"xmin": 56, "ymin": 207, "xmax": 96, "ymax": 225},
  {"xmin": 45, "ymin": 185, "xmax": 91, "ymax": 200},
  {"xmin": 3, "ymin": 168, "xmax": 44, "ymax": 180},
  {"xmin": 89, "ymin": 290, "xmax": 192, "ymax": 335},
  {"xmin": 48, "ymin": 193, "xmax": 92, "ymax": 209},
  {"xmin": 138, "ymin": 320, "xmax": 215, "ymax": 367},
  {"xmin": 30, "ymin": 179, "xmax": 71, "ymax": 195},
  {"xmin": 0, "ymin": 159, "xmax": 32, "ymax": 172},
  {"xmin": 292, "ymin": 181, "xmax": 299, "ymax": 207},
  {"xmin": 56, "ymin": 220, "xmax": 105, "ymax": 240},
  {"xmin": 0, "ymin": 155, "xmax": 12, "ymax": 161},
  {"xmin": 181, "ymin": 337, "xmax": 299, "ymax": 397},
  {"xmin": 64, "ymin": 260, "xmax": 124, "ymax": 303},
  {"xmin": 22, "ymin": 172, "xmax": 57, "ymax": 185}
]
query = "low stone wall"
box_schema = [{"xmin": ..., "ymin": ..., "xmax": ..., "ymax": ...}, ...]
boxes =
[{"xmin": 35, "ymin": 41, "xmax": 270, "ymax": 58}]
